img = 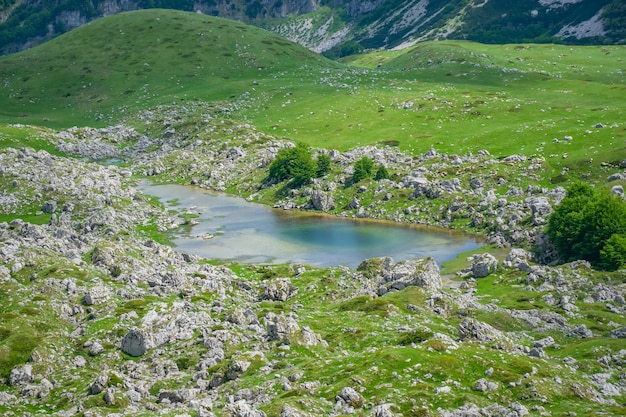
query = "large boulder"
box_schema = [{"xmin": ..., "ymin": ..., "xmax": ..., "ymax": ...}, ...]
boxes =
[
  {"xmin": 310, "ymin": 191, "xmax": 335, "ymax": 211},
  {"xmin": 120, "ymin": 328, "xmax": 150, "ymax": 356},
  {"xmin": 42, "ymin": 200, "xmax": 57, "ymax": 214},
  {"xmin": 503, "ymin": 248, "xmax": 532, "ymax": 270},
  {"xmin": 9, "ymin": 364, "xmax": 33, "ymax": 386},
  {"xmin": 472, "ymin": 378, "xmax": 499, "ymax": 392},
  {"xmin": 336, "ymin": 386, "xmax": 363, "ymax": 406},
  {"xmin": 469, "ymin": 253, "xmax": 498, "ymax": 278},
  {"xmin": 378, "ymin": 257, "xmax": 441, "ymax": 295}
]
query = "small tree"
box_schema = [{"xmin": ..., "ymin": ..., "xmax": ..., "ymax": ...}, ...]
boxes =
[
  {"xmin": 352, "ymin": 157, "xmax": 374, "ymax": 183},
  {"xmin": 546, "ymin": 183, "xmax": 626, "ymax": 270},
  {"xmin": 316, "ymin": 153, "xmax": 331, "ymax": 178},
  {"xmin": 268, "ymin": 142, "xmax": 316, "ymax": 187},
  {"xmin": 374, "ymin": 165, "xmax": 389, "ymax": 181}
]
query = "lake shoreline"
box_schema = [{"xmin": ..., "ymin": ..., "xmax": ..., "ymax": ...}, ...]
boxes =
[{"xmin": 138, "ymin": 179, "xmax": 484, "ymax": 268}]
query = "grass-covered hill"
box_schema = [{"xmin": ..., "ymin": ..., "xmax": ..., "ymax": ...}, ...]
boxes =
[
  {"xmin": 1, "ymin": 0, "xmax": 625, "ymax": 57},
  {"xmin": 0, "ymin": 8, "xmax": 339, "ymax": 128}
]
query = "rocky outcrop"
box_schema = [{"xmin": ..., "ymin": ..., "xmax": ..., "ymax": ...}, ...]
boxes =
[
  {"xmin": 356, "ymin": 257, "xmax": 441, "ymax": 295},
  {"xmin": 265, "ymin": 312, "xmax": 326, "ymax": 346},
  {"xmin": 378, "ymin": 257, "xmax": 441, "ymax": 294},
  {"xmin": 310, "ymin": 190, "xmax": 335, "ymax": 211},
  {"xmin": 468, "ymin": 253, "xmax": 498, "ymax": 278},
  {"xmin": 458, "ymin": 318, "xmax": 509, "ymax": 345},
  {"xmin": 261, "ymin": 278, "xmax": 298, "ymax": 301},
  {"xmin": 82, "ymin": 284, "xmax": 111, "ymax": 306}
]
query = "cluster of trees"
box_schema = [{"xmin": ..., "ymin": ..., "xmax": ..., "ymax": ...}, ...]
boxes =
[
  {"xmin": 353, "ymin": 156, "xmax": 388, "ymax": 183},
  {"xmin": 268, "ymin": 145, "xmax": 388, "ymax": 187},
  {"xmin": 268, "ymin": 143, "xmax": 329, "ymax": 187},
  {"xmin": 547, "ymin": 183, "xmax": 626, "ymax": 271}
]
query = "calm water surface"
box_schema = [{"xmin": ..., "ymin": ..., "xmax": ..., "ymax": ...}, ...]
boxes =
[{"xmin": 141, "ymin": 182, "xmax": 482, "ymax": 268}]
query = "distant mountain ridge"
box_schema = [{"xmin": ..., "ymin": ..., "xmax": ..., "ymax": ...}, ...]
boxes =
[{"xmin": 0, "ymin": 0, "xmax": 624, "ymax": 55}]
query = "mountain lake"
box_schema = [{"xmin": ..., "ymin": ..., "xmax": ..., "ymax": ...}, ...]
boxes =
[{"xmin": 140, "ymin": 182, "xmax": 483, "ymax": 268}]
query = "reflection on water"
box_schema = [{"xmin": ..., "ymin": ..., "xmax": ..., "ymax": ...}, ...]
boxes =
[{"xmin": 140, "ymin": 182, "xmax": 482, "ymax": 268}]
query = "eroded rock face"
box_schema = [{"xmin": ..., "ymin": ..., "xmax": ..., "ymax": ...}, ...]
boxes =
[{"xmin": 120, "ymin": 328, "xmax": 150, "ymax": 356}]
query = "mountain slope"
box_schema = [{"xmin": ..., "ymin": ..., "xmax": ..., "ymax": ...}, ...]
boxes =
[
  {"xmin": 0, "ymin": 8, "xmax": 339, "ymax": 126},
  {"xmin": 0, "ymin": 0, "xmax": 624, "ymax": 56}
]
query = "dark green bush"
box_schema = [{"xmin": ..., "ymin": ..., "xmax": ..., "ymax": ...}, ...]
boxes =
[
  {"xmin": 546, "ymin": 183, "xmax": 626, "ymax": 270},
  {"xmin": 600, "ymin": 234, "xmax": 626, "ymax": 271},
  {"xmin": 316, "ymin": 153, "xmax": 331, "ymax": 177},
  {"xmin": 352, "ymin": 156, "xmax": 374, "ymax": 183},
  {"xmin": 268, "ymin": 142, "xmax": 316, "ymax": 187},
  {"xmin": 398, "ymin": 328, "xmax": 433, "ymax": 345},
  {"xmin": 374, "ymin": 165, "xmax": 389, "ymax": 181}
]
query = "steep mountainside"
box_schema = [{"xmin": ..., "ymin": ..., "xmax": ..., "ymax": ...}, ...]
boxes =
[{"xmin": 0, "ymin": 0, "xmax": 624, "ymax": 55}]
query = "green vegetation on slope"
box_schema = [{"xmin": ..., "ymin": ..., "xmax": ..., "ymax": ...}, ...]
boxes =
[
  {"xmin": 0, "ymin": 8, "xmax": 339, "ymax": 127},
  {"xmin": 1, "ymin": 10, "xmax": 624, "ymax": 186},
  {"xmin": 547, "ymin": 183, "xmax": 626, "ymax": 270}
]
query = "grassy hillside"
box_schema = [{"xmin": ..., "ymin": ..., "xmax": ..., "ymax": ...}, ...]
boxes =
[
  {"xmin": 0, "ymin": 9, "xmax": 624, "ymax": 180},
  {"xmin": 234, "ymin": 41, "xmax": 625, "ymax": 185},
  {"xmin": 0, "ymin": 8, "xmax": 339, "ymax": 127}
]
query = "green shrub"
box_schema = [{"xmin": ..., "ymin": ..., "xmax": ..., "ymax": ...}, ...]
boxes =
[
  {"xmin": 374, "ymin": 165, "xmax": 389, "ymax": 181},
  {"xmin": 600, "ymin": 234, "xmax": 626, "ymax": 271},
  {"xmin": 546, "ymin": 183, "xmax": 626, "ymax": 270},
  {"xmin": 398, "ymin": 328, "xmax": 433, "ymax": 345},
  {"xmin": 316, "ymin": 153, "xmax": 331, "ymax": 177},
  {"xmin": 425, "ymin": 339, "xmax": 446, "ymax": 351},
  {"xmin": 352, "ymin": 156, "xmax": 374, "ymax": 183},
  {"xmin": 268, "ymin": 142, "xmax": 316, "ymax": 187}
]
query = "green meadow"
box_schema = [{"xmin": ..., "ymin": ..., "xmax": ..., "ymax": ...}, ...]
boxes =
[{"xmin": 0, "ymin": 9, "xmax": 624, "ymax": 175}]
